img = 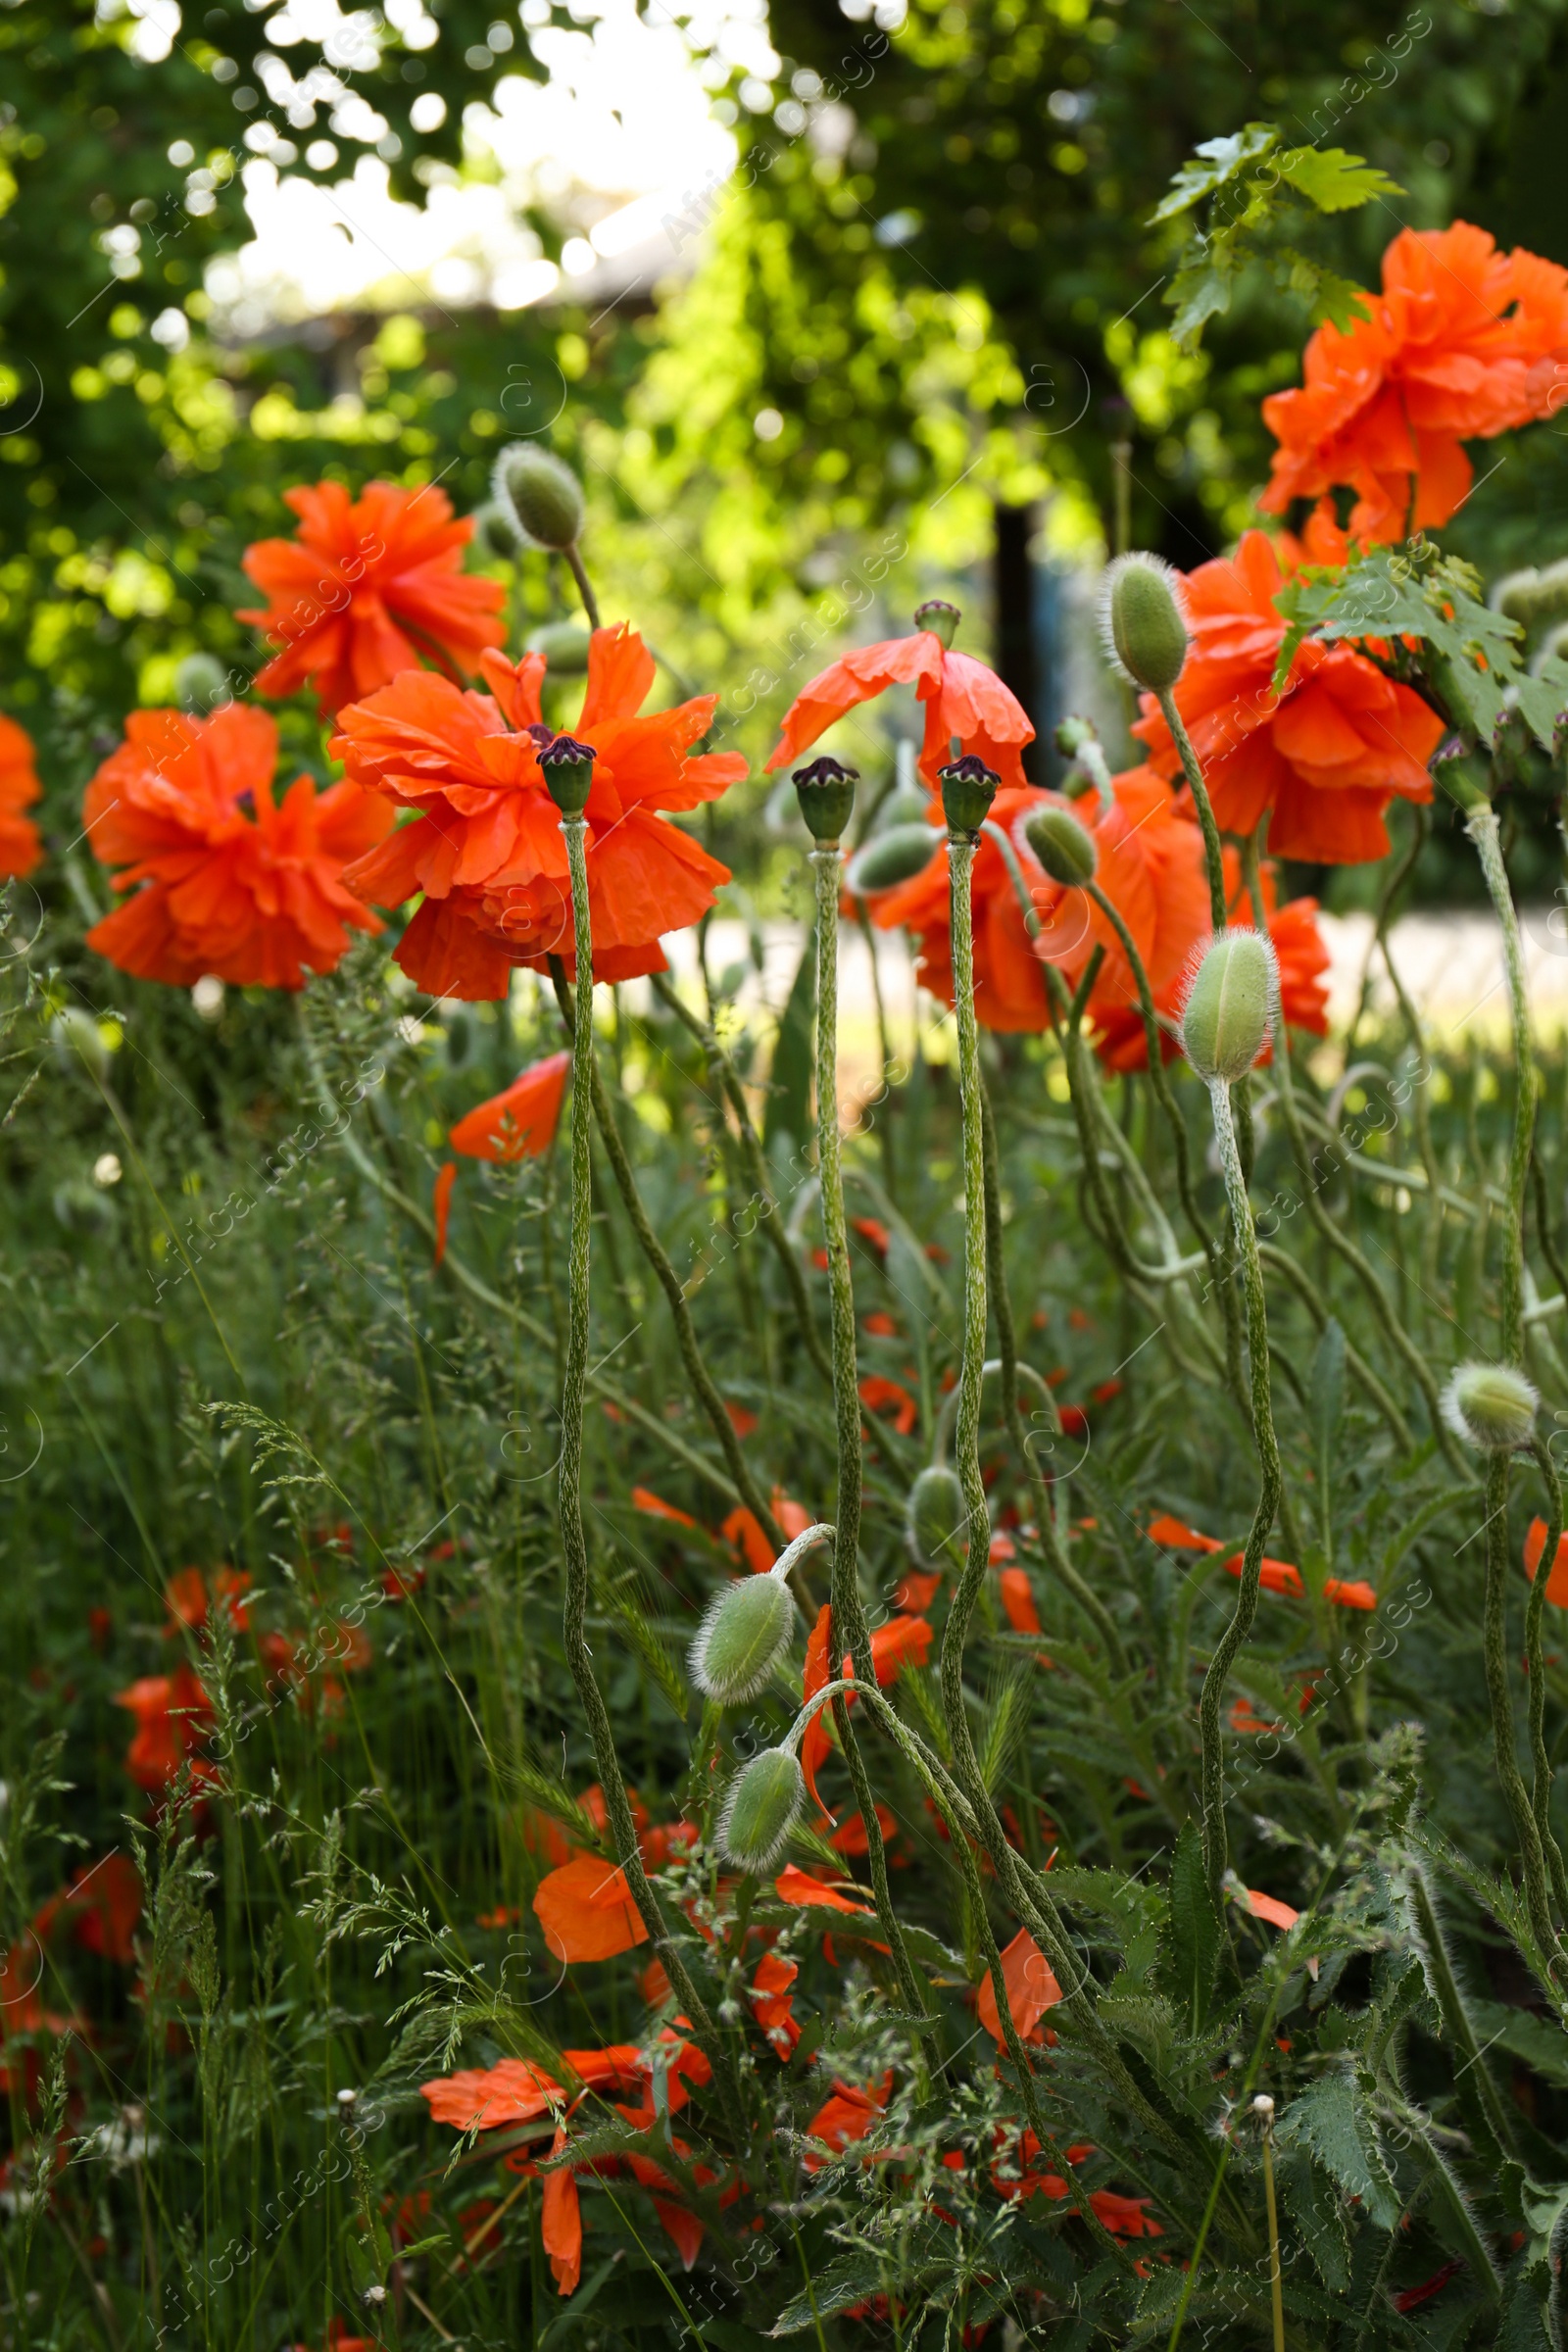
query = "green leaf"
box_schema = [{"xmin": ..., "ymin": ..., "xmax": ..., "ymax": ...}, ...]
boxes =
[
  {"xmin": 1281, "ymin": 2068, "xmax": 1400, "ymax": 2230},
  {"xmin": 768, "ymin": 2244, "xmax": 944, "ymax": 2333},
  {"xmin": 1512, "ymin": 658, "xmax": 1568, "ymax": 756},
  {"xmin": 1168, "ymin": 253, "xmax": 1242, "ymax": 351},
  {"xmin": 1149, "ymin": 122, "xmax": 1279, "ymax": 222},
  {"xmin": 1155, "ymin": 1822, "xmax": 1222, "ymax": 2030},
  {"xmin": 1275, "ymin": 146, "xmax": 1404, "ymax": 213},
  {"xmin": 1279, "ymin": 2149, "xmax": 1351, "ymax": 2290}
]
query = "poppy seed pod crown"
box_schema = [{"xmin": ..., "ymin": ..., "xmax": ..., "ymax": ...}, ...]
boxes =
[
  {"xmin": 1102, "ymin": 553, "xmax": 1190, "ymax": 693},
  {"xmin": 538, "ymin": 733, "xmax": 596, "ymax": 818},
  {"xmin": 845, "ymin": 822, "xmax": 943, "ymax": 898},
  {"xmin": 913, "ymin": 599, "xmax": 960, "ymax": 650},
  {"xmin": 492, "ymin": 446, "xmax": 586, "ymax": 553},
  {"xmin": 793, "ymin": 757, "xmax": 858, "ymax": 844},
  {"xmin": 1441, "ymin": 1362, "xmax": 1539, "ymax": 1452},
  {"xmin": 906, "ymin": 1463, "xmax": 968, "ymax": 1569},
  {"xmin": 1180, "ymin": 930, "xmax": 1276, "ymax": 1083},
  {"xmin": 1020, "ymin": 803, "xmax": 1098, "ymax": 889},
  {"xmin": 939, "ymin": 754, "xmax": 1000, "ymax": 838},
  {"xmin": 718, "ymin": 1745, "xmax": 806, "ymax": 1874}
]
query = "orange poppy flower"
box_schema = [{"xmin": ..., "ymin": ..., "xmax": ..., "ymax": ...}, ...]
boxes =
[
  {"xmin": 773, "ymin": 1864, "xmax": 872, "ymax": 1915},
  {"xmin": 532, "ymin": 1851, "xmax": 649, "ymax": 1963},
  {"xmin": 541, "ymin": 2123, "xmax": 583, "ymax": 2295},
  {"xmin": 1131, "ymin": 530, "xmax": 1444, "ymax": 864},
  {"xmin": 163, "ymin": 1564, "xmax": 253, "ymax": 1635},
  {"xmin": 894, "ymin": 1568, "xmax": 942, "ymax": 1612},
  {"xmin": 749, "ymin": 1951, "xmax": 801, "ymax": 2057},
  {"xmin": 115, "ymin": 1664, "xmax": 215, "ymax": 1791},
  {"xmin": 421, "ymin": 2056, "xmax": 566, "ymax": 2131},
  {"xmin": 83, "ymin": 705, "xmax": 393, "ymax": 990},
  {"xmin": 803, "ymin": 2071, "xmax": 892, "ymax": 2169},
  {"xmin": 631, "ymin": 1487, "xmax": 699, "ymax": 1532},
  {"xmin": 1260, "ymin": 222, "xmax": 1568, "ymax": 544},
  {"xmin": 335, "ymin": 624, "xmax": 744, "ymax": 996},
  {"xmin": 1527, "ymin": 1517, "xmax": 1568, "ymax": 1604},
  {"xmin": 0, "ymin": 712, "xmax": 42, "ymax": 880},
  {"xmin": 858, "ymin": 1374, "xmax": 918, "ymax": 1436},
  {"xmin": 32, "ymin": 1853, "xmax": 144, "ymax": 1964},
  {"xmin": 449, "ymin": 1050, "xmax": 570, "ymax": 1161},
  {"xmin": 799, "ymin": 1604, "xmax": 931, "ymax": 1805},
  {"xmin": 1243, "ymin": 1888, "xmax": 1300, "ymax": 1932},
  {"xmin": 765, "ymin": 627, "xmax": 1033, "ymax": 792},
  {"xmin": 239, "ymin": 479, "xmax": 506, "ymax": 716},
  {"xmin": 720, "ymin": 1489, "xmax": 813, "ymax": 1574},
  {"xmin": 977, "ymin": 1925, "xmax": 1062, "ymax": 2045}
]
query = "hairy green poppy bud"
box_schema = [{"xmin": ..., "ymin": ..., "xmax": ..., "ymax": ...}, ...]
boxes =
[
  {"xmin": 938, "ymin": 754, "xmax": 999, "ymax": 838},
  {"xmin": 913, "ymin": 599, "xmax": 960, "ymax": 650},
  {"xmin": 525, "ymin": 621, "xmax": 592, "ymax": 673},
  {"xmin": 492, "ymin": 446, "xmax": 586, "ymax": 553},
  {"xmin": 538, "ymin": 733, "xmax": 596, "ymax": 818},
  {"xmin": 718, "ymin": 1745, "xmax": 806, "ymax": 1874},
  {"xmin": 793, "ymin": 757, "xmax": 858, "ymax": 846},
  {"xmin": 174, "ymin": 652, "xmax": 230, "ymax": 716},
  {"xmin": 845, "ymin": 823, "xmax": 941, "ymax": 898},
  {"xmin": 1441, "ymin": 1362, "xmax": 1539, "ymax": 1452},
  {"xmin": 689, "ymin": 1572, "xmax": 795, "ymax": 1705},
  {"xmin": 906, "ymin": 1463, "xmax": 968, "ymax": 1569},
  {"xmin": 1102, "ymin": 553, "xmax": 1189, "ymax": 693},
  {"xmin": 52, "ymin": 1006, "xmax": 111, "ymax": 1085},
  {"xmin": 1020, "ymin": 804, "xmax": 1098, "ymax": 888},
  {"xmin": 1180, "ymin": 930, "xmax": 1275, "ymax": 1084},
  {"xmin": 1054, "ymin": 714, "xmax": 1099, "ymax": 760},
  {"xmin": 471, "ymin": 500, "xmax": 523, "ymax": 563}
]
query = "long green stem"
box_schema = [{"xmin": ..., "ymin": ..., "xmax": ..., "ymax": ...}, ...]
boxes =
[
  {"xmin": 1468, "ymin": 805, "xmax": 1536, "ymax": 1365},
  {"xmin": 1155, "ymin": 688, "xmax": 1226, "ymax": 934},
  {"xmin": 1198, "ymin": 1076, "xmax": 1283, "ymax": 1901},
  {"xmin": 809, "ymin": 843, "xmax": 934, "ymax": 2032},
  {"xmin": 556, "ymin": 816, "xmax": 737, "ymax": 2113},
  {"xmin": 1481, "ymin": 1447, "xmax": 1561, "ymax": 1965},
  {"xmin": 1528, "ymin": 1435, "xmax": 1568, "ymax": 1918}
]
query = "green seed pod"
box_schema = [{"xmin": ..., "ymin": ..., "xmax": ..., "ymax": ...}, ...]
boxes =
[
  {"xmin": 492, "ymin": 445, "xmax": 586, "ymax": 552},
  {"xmin": 52, "ymin": 1007, "xmax": 111, "ymax": 1085},
  {"xmin": 845, "ymin": 823, "xmax": 942, "ymax": 899},
  {"xmin": 1020, "ymin": 803, "xmax": 1098, "ymax": 888},
  {"xmin": 689, "ymin": 1572, "xmax": 795, "ymax": 1705},
  {"xmin": 1102, "ymin": 554, "xmax": 1189, "ymax": 693},
  {"xmin": 906, "ymin": 1464, "xmax": 968, "ymax": 1569},
  {"xmin": 938, "ymin": 754, "xmax": 999, "ymax": 837},
  {"xmin": 793, "ymin": 757, "xmax": 858, "ymax": 846},
  {"xmin": 718, "ymin": 1745, "xmax": 806, "ymax": 1875},
  {"xmin": 1441, "ymin": 1362, "xmax": 1539, "ymax": 1452},
  {"xmin": 174, "ymin": 652, "xmax": 230, "ymax": 716},
  {"xmin": 538, "ymin": 732, "xmax": 596, "ymax": 818},
  {"xmin": 1179, "ymin": 930, "xmax": 1275, "ymax": 1084},
  {"xmin": 913, "ymin": 598, "xmax": 960, "ymax": 650},
  {"xmin": 525, "ymin": 621, "xmax": 593, "ymax": 673}
]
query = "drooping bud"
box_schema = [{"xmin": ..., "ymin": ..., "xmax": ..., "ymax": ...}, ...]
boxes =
[
  {"xmin": 1441, "ymin": 1362, "xmax": 1539, "ymax": 1453},
  {"xmin": 174, "ymin": 653, "xmax": 230, "ymax": 716},
  {"xmin": 906, "ymin": 1464, "xmax": 968, "ymax": 1569},
  {"xmin": 718, "ymin": 1745, "xmax": 806, "ymax": 1874},
  {"xmin": 538, "ymin": 733, "xmax": 596, "ymax": 818},
  {"xmin": 793, "ymin": 757, "xmax": 858, "ymax": 845},
  {"xmin": 1179, "ymin": 930, "xmax": 1275, "ymax": 1084},
  {"xmin": 1020, "ymin": 804, "xmax": 1098, "ymax": 889},
  {"xmin": 492, "ymin": 445, "xmax": 586, "ymax": 553},
  {"xmin": 525, "ymin": 621, "xmax": 593, "ymax": 673},
  {"xmin": 845, "ymin": 823, "xmax": 942, "ymax": 899},
  {"xmin": 689, "ymin": 1572, "xmax": 795, "ymax": 1705},
  {"xmin": 1102, "ymin": 553, "xmax": 1189, "ymax": 693},
  {"xmin": 938, "ymin": 754, "xmax": 999, "ymax": 838},
  {"xmin": 913, "ymin": 599, "xmax": 960, "ymax": 650}
]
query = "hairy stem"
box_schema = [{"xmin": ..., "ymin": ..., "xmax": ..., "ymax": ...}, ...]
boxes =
[
  {"xmin": 1155, "ymin": 687, "xmax": 1226, "ymax": 934},
  {"xmin": 1481, "ymin": 1447, "xmax": 1561, "ymax": 1965},
  {"xmin": 1468, "ymin": 805, "xmax": 1536, "ymax": 1366}
]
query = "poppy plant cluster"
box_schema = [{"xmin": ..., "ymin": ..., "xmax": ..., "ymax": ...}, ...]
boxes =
[{"xmin": 333, "ymin": 624, "xmax": 744, "ymax": 995}]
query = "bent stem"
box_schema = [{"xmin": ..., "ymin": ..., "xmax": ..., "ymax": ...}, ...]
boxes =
[
  {"xmin": 1198, "ymin": 1074, "xmax": 1283, "ymax": 1902},
  {"xmin": 1155, "ymin": 686, "xmax": 1226, "ymax": 934},
  {"xmin": 555, "ymin": 815, "xmax": 738, "ymax": 2115},
  {"xmin": 808, "ymin": 842, "xmax": 934, "ymax": 2034}
]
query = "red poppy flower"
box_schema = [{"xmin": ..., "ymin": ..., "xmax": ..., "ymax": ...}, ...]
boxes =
[
  {"xmin": 421, "ymin": 2057, "xmax": 565, "ymax": 2131},
  {"xmin": 978, "ymin": 1926, "xmax": 1061, "ymax": 2045},
  {"xmin": 631, "ymin": 1487, "xmax": 699, "ymax": 1532},
  {"xmin": 449, "ymin": 1051, "xmax": 570, "ymax": 1161},
  {"xmin": 1260, "ymin": 222, "xmax": 1568, "ymax": 544},
  {"xmin": 858, "ymin": 1374, "xmax": 918, "ymax": 1436},
  {"xmin": 721, "ymin": 1490, "xmax": 813, "ymax": 1574},
  {"xmin": 335, "ymin": 624, "xmax": 744, "ymax": 997},
  {"xmin": 894, "ymin": 1568, "xmax": 942, "ymax": 1612},
  {"xmin": 773, "ymin": 1864, "xmax": 872, "ymax": 1915},
  {"xmin": 799, "ymin": 1604, "xmax": 931, "ymax": 1806},
  {"xmin": 1132, "ymin": 530, "xmax": 1444, "ymax": 863},
  {"xmin": 115, "ymin": 1665, "xmax": 215, "ymax": 1791},
  {"xmin": 163, "ymin": 1564, "xmax": 253, "ymax": 1635},
  {"xmin": 532, "ymin": 1852, "xmax": 649, "ymax": 1963},
  {"xmin": 749, "ymin": 1951, "xmax": 801, "ymax": 2057},
  {"xmin": 0, "ymin": 713, "xmax": 42, "ymax": 880},
  {"xmin": 239, "ymin": 479, "xmax": 506, "ymax": 716},
  {"xmin": 1243, "ymin": 1888, "xmax": 1300, "ymax": 1932},
  {"xmin": 83, "ymin": 705, "xmax": 393, "ymax": 990},
  {"xmin": 32, "ymin": 1853, "xmax": 144, "ymax": 1964},
  {"xmin": 765, "ymin": 629, "xmax": 1033, "ymax": 791},
  {"xmin": 803, "ymin": 2071, "xmax": 892, "ymax": 2168},
  {"xmin": 541, "ymin": 2124, "xmax": 583, "ymax": 2295},
  {"xmin": 1525, "ymin": 1517, "xmax": 1568, "ymax": 1604}
]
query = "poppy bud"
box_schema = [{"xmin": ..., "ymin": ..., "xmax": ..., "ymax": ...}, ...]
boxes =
[
  {"xmin": 471, "ymin": 500, "xmax": 523, "ymax": 563},
  {"xmin": 1180, "ymin": 930, "xmax": 1275, "ymax": 1084},
  {"xmin": 793, "ymin": 757, "xmax": 858, "ymax": 846},
  {"xmin": 492, "ymin": 446, "xmax": 586, "ymax": 553},
  {"xmin": 52, "ymin": 1006, "xmax": 111, "ymax": 1084},
  {"xmin": 906, "ymin": 1464, "xmax": 968, "ymax": 1568},
  {"xmin": 174, "ymin": 652, "xmax": 230, "ymax": 716},
  {"xmin": 718, "ymin": 1745, "xmax": 806, "ymax": 1875},
  {"xmin": 1440, "ymin": 1362, "xmax": 1538, "ymax": 1452},
  {"xmin": 1431, "ymin": 739, "xmax": 1491, "ymax": 812},
  {"xmin": 524, "ymin": 621, "xmax": 592, "ymax": 674},
  {"xmin": 538, "ymin": 733, "xmax": 596, "ymax": 818},
  {"xmin": 876, "ymin": 776, "xmax": 932, "ymax": 829},
  {"xmin": 938, "ymin": 754, "xmax": 1000, "ymax": 838},
  {"xmin": 845, "ymin": 823, "xmax": 942, "ymax": 899},
  {"xmin": 689, "ymin": 1571, "xmax": 795, "ymax": 1705},
  {"xmin": 913, "ymin": 599, "xmax": 960, "ymax": 650},
  {"xmin": 1102, "ymin": 553, "xmax": 1189, "ymax": 693},
  {"xmin": 1054, "ymin": 714, "xmax": 1099, "ymax": 760},
  {"xmin": 1020, "ymin": 804, "xmax": 1098, "ymax": 888}
]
